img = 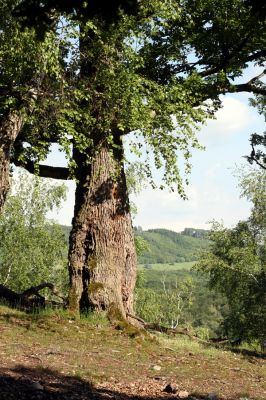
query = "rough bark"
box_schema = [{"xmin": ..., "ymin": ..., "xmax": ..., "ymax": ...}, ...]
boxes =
[
  {"xmin": 68, "ymin": 138, "xmax": 137, "ymax": 320},
  {"xmin": 0, "ymin": 111, "xmax": 23, "ymax": 212}
]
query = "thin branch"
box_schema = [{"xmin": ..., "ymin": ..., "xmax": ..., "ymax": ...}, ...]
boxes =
[
  {"xmin": 246, "ymin": 143, "xmax": 266, "ymax": 170},
  {"xmin": 250, "ymin": 158, "xmax": 266, "ymax": 170},
  {"xmin": 248, "ymin": 159, "xmax": 266, "ymax": 170},
  {"xmin": 247, "ymin": 68, "xmax": 266, "ymax": 84},
  {"xmin": 221, "ymin": 264, "xmax": 260, "ymax": 285},
  {"xmin": 3, "ymin": 264, "xmax": 13, "ymax": 285}
]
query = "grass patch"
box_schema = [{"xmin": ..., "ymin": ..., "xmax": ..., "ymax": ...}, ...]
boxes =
[
  {"xmin": 81, "ymin": 310, "xmax": 110, "ymax": 327},
  {"xmin": 161, "ymin": 335, "xmax": 224, "ymax": 357},
  {"xmin": 138, "ymin": 261, "xmax": 195, "ymax": 271}
]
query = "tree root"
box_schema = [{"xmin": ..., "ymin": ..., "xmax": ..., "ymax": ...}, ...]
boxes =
[
  {"xmin": 127, "ymin": 313, "xmax": 209, "ymax": 345},
  {"xmin": 127, "ymin": 314, "xmax": 259, "ymax": 352}
]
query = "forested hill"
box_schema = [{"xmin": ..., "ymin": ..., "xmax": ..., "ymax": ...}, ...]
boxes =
[{"xmin": 135, "ymin": 228, "xmax": 209, "ymax": 264}]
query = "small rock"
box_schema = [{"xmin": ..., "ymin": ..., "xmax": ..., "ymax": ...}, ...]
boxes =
[
  {"xmin": 153, "ymin": 365, "xmax": 161, "ymax": 371},
  {"xmin": 207, "ymin": 392, "xmax": 218, "ymax": 400},
  {"xmin": 163, "ymin": 383, "xmax": 178, "ymax": 393},
  {"xmin": 31, "ymin": 381, "xmax": 44, "ymax": 391},
  {"xmin": 178, "ymin": 390, "xmax": 189, "ymax": 398}
]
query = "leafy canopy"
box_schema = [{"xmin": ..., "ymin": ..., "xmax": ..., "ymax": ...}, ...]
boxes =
[{"xmin": 3, "ymin": 0, "xmax": 266, "ymax": 197}]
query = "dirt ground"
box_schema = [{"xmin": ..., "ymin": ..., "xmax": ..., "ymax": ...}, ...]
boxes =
[{"xmin": 0, "ymin": 307, "xmax": 265, "ymax": 400}]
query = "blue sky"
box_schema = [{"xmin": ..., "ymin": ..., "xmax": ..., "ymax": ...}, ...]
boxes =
[{"xmin": 45, "ymin": 86, "xmax": 264, "ymax": 232}]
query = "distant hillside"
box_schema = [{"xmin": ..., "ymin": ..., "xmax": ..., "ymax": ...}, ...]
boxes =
[
  {"xmin": 61, "ymin": 225, "xmax": 71, "ymax": 242},
  {"xmin": 135, "ymin": 228, "xmax": 209, "ymax": 264}
]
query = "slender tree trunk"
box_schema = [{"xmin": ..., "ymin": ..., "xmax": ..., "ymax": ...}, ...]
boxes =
[
  {"xmin": 68, "ymin": 138, "xmax": 137, "ymax": 320},
  {"xmin": 0, "ymin": 111, "xmax": 23, "ymax": 212}
]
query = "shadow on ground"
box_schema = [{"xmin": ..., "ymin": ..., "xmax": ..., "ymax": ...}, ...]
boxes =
[
  {"xmin": 0, "ymin": 365, "xmax": 209, "ymax": 400},
  {"xmin": 225, "ymin": 347, "xmax": 266, "ymax": 359}
]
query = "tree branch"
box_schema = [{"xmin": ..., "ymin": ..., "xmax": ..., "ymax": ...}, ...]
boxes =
[
  {"xmin": 224, "ymin": 70, "xmax": 266, "ymax": 95},
  {"xmin": 245, "ymin": 50, "xmax": 266, "ymax": 63},
  {"xmin": 14, "ymin": 158, "xmax": 70, "ymax": 180},
  {"xmin": 199, "ymin": 32, "xmax": 253, "ymax": 78},
  {"xmin": 248, "ymin": 156, "xmax": 266, "ymax": 170},
  {"xmin": 229, "ymin": 83, "xmax": 266, "ymax": 96},
  {"xmin": 126, "ymin": 313, "xmax": 209, "ymax": 343},
  {"xmin": 22, "ymin": 282, "xmax": 66, "ymax": 303},
  {"xmin": 246, "ymin": 142, "xmax": 266, "ymax": 170},
  {"xmin": 0, "ymin": 282, "xmax": 66, "ymax": 310}
]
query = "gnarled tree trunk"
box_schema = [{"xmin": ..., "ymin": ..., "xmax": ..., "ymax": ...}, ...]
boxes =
[
  {"xmin": 68, "ymin": 138, "xmax": 137, "ymax": 320},
  {"xmin": 0, "ymin": 111, "xmax": 23, "ymax": 212}
]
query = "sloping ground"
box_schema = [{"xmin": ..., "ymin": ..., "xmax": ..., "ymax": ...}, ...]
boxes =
[{"xmin": 0, "ymin": 305, "xmax": 265, "ymax": 400}]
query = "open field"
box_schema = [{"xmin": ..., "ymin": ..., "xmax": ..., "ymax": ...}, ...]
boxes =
[
  {"xmin": 138, "ymin": 262, "xmax": 195, "ymax": 272},
  {"xmin": 136, "ymin": 229, "xmax": 209, "ymax": 265},
  {"xmin": 0, "ymin": 305, "xmax": 265, "ymax": 400},
  {"xmin": 137, "ymin": 262, "xmax": 198, "ymax": 290}
]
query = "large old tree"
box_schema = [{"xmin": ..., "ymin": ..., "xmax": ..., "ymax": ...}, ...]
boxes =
[{"xmin": 1, "ymin": 0, "xmax": 266, "ymax": 320}]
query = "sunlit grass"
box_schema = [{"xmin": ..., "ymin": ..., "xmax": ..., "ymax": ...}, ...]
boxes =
[
  {"xmin": 160, "ymin": 335, "xmax": 222, "ymax": 357},
  {"xmin": 138, "ymin": 261, "xmax": 195, "ymax": 271}
]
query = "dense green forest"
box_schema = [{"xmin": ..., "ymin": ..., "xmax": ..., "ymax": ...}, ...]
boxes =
[{"xmin": 135, "ymin": 261, "xmax": 227, "ymax": 338}]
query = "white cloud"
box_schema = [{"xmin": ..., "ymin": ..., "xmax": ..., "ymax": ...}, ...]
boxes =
[
  {"xmin": 132, "ymin": 164, "xmax": 252, "ymax": 233},
  {"xmin": 199, "ymin": 96, "xmax": 256, "ymax": 144},
  {"xmin": 204, "ymin": 163, "xmax": 222, "ymax": 178}
]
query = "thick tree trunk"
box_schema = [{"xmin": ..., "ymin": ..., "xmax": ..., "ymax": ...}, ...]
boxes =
[
  {"xmin": 68, "ymin": 139, "xmax": 137, "ymax": 320},
  {"xmin": 0, "ymin": 111, "xmax": 23, "ymax": 212}
]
